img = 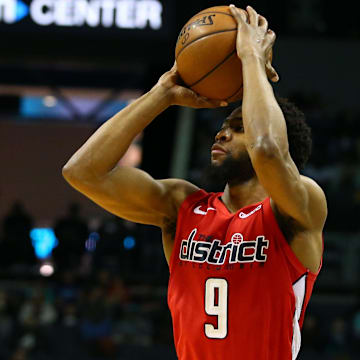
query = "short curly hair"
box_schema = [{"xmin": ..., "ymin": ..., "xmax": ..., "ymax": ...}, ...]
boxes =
[
  {"xmin": 275, "ymin": 96, "xmax": 312, "ymax": 170},
  {"xmin": 228, "ymin": 96, "xmax": 312, "ymax": 170}
]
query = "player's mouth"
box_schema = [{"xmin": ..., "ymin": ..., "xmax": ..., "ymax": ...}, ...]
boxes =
[{"xmin": 211, "ymin": 144, "xmax": 228, "ymax": 155}]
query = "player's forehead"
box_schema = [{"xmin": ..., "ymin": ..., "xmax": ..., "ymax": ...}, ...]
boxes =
[{"xmin": 222, "ymin": 106, "xmax": 243, "ymax": 126}]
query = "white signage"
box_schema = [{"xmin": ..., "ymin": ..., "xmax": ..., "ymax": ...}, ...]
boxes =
[{"xmin": 0, "ymin": 0, "xmax": 163, "ymax": 29}]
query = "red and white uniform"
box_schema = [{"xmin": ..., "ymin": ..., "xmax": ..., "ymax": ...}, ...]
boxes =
[{"xmin": 168, "ymin": 189, "xmax": 322, "ymax": 360}]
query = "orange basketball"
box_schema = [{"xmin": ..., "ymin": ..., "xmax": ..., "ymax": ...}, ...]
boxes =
[{"xmin": 175, "ymin": 6, "xmax": 243, "ymax": 102}]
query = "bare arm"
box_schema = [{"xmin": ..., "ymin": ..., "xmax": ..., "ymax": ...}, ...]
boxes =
[
  {"xmin": 230, "ymin": 5, "xmax": 327, "ymax": 231},
  {"xmin": 62, "ymin": 64, "xmax": 225, "ymax": 227}
]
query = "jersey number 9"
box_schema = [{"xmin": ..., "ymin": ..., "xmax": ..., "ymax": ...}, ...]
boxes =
[{"xmin": 204, "ymin": 278, "xmax": 228, "ymax": 339}]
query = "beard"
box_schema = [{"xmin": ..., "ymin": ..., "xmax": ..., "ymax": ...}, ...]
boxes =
[{"xmin": 201, "ymin": 152, "xmax": 256, "ymax": 192}]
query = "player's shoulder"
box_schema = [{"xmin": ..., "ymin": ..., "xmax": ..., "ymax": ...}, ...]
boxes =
[
  {"xmin": 159, "ymin": 178, "xmax": 200, "ymax": 210},
  {"xmin": 300, "ymin": 175, "xmax": 326, "ymax": 202},
  {"xmin": 300, "ymin": 174, "xmax": 327, "ymax": 227}
]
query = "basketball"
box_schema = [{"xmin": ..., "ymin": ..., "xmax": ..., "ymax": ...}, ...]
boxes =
[{"xmin": 175, "ymin": 5, "xmax": 243, "ymax": 102}]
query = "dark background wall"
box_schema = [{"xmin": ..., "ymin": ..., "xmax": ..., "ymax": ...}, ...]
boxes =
[{"xmin": 0, "ymin": 121, "xmax": 100, "ymax": 224}]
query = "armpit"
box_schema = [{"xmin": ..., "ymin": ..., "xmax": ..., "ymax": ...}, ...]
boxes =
[
  {"xmin": 274, "ymin": 207, "xmax": 304, "ymax": 244},
  {"xmin": 163, "ymin": 216, "xmax": 177, "ymax": 239}
]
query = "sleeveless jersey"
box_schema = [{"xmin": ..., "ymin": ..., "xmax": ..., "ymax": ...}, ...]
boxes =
[{"xmin": 167, "ymin": 189, "xmax": 322, "ymax": 360}]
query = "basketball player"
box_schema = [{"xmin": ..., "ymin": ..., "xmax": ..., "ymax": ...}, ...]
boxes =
[{"xmin": 62, "ymin": 5, "xmax": 326, "ymax": 359}]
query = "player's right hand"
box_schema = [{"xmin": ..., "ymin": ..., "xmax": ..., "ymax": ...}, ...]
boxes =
[
  {"xmin": 230, "ymin": 4, "xmax": 279, "ymax": 83},
  {"xmin": 155, "ymin": 62, "xmax": 228, "ymax": 109}
]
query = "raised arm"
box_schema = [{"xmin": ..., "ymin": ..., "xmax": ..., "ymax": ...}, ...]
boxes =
[
  {"xmin": 62, "ymin": 63, "xmax": 226, "ymax": 227},
  {"xmin": 229, "ymin": 5, "xmax": 327, "ymax": 231}
]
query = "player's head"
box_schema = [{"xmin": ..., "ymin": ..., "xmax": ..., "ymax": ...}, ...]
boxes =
[
  {"xmin": 204, "ymin": 97, "xmax": 312, "ymax": 188},
  {"xmin": 276, "ymin": 97, "xmax": 312, "ymax": 170}
]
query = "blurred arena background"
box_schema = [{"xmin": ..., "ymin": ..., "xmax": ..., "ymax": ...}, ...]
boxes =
[{"xmin": 1, "ymin": 0, "xmax": 360, "ymax": 359}]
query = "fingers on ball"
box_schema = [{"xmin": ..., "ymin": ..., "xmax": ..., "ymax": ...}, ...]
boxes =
[
  {"xmin": 266, "ymin": 30, "xmax": 276, "ymax": 46},
  {"xmin": 246, "ymin": 5, "xmax": 259, "ymax": 25},
  {"xmin": 258, "ymin": 15, "xmax": 268, "ymax": 30}
]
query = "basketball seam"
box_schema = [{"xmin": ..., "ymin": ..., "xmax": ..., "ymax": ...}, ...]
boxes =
[
  {"xmin": 194, "ymin": 11, "xmax": 234, "ymax": 18},
  {"xmin": 226, "ymin": 84, "xmax": 243, "ymax": 102},
  {"xmin": 176, "ymin": 28, "xmax": 237, "ymax": 60},
  {"xmin": 189, "ymin": 50, "xmax": 237, "ymax": 88}
]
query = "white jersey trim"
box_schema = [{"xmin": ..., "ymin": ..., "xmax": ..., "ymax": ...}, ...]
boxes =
[{"xmin": 292, "ymin": 273, "xmax": 307, "ymax": 360}]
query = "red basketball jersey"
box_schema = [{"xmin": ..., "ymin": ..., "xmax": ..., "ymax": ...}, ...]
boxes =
[{"xmin": 168, "ymin": 190, "xmax": 322, "ymax": 360}]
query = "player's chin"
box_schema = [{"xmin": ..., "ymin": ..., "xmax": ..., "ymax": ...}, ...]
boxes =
[{"xmin": 210, "ymin": 154, "xmax": 226, "ymax": 164}]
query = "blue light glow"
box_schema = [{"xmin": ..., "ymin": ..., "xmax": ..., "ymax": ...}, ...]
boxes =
[
  {"xmin": 20, "ymin": 96, "xmax": 71, "ymax": 119},
  {"xmin": 30, "ymin": 228, "xmax": 58, "ymax": 259},
  {"xmin": 85, "ymin": 232, "xmax": 100, "ymax": 252},
  {"xmin": 15, "ymin": 0, "xmax": 29, "ymax": 22},
  {"xmin": 123, "ymin": 236, "xmax": 136, "ymax": 250},
  {"xmin": 19, "ymin": 95, "xmax": 128, "ymax": 121}
]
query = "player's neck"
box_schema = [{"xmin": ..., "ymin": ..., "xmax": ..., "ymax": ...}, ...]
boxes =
[{"xmin": 221, "ymin": 179, "xmax": 267, "ymax": 213}]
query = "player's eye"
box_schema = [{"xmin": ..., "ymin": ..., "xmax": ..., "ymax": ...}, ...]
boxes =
[{"xmin": 231, "ymin": 124, "xmax": 244, "ymax": 132}]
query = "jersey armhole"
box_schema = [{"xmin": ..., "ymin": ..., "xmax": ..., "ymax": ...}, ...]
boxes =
[{"xmin": 265, "ymin": 197, "xmax": 322, "ymax": 278}]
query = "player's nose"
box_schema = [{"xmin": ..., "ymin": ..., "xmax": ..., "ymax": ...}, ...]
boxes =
[{"xmin": 215, "ymin": 128, "xmax": 232, "ymax": 142}]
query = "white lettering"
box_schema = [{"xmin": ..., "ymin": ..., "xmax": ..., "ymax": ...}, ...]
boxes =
[
  {"xmin": 136, "ymin": 0, "xmax": 162, "ymax": 30},
  {"xmin": 179, "ymin": 229, "xmax": 270, "ymax": 265},
  {"xmin": 72, "ymin": 0, "xmax": 87, "ymax": 26},
  {"xmin": 30, "ymin": 0, "xmax": 54, "ymax": 26},
  {"xmin": 116, "ymin": 0, "xmax": 135, "ymax": 28},
  {"xmin": 4, "ymin": 0, "xmax": 163, "ymax": 29},
  {"xmin": 0, "ymin": 0, "xmax": 16, "ymax": 23},
  {"xmin": 101, "ymin": 0, "xmax": 115, "ymax": 27},
  {"xmin": 85, "ymin": 0, "xmax": 101, "ymax": 27},
  {"xmin": 54, "ymin": 0, "xmax": 73, "ymax": 26}
]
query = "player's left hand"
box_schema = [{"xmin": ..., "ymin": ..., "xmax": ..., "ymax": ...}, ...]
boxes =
[
  {"xmin": 229, "ymin": 4, "xmax": 279, "ymax": 83},
  {"xmin": 156, "ymin": 62, "xmax": 229, "ymax": 108}
]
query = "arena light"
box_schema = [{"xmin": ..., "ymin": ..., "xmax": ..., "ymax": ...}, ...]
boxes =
[
  {"xmin": 123, "ymin": 235, "xmax": 136, "ymax": 250},
  {"xmin": 39, "ymin": 263, "xmax": 55, "ymax": 277},
  {"xmin": 20, "ymin": 95, "xmax": 130, "ymax": 120},
  {"xmin": 43, "ymin": 95, "xmax": 57, "ymax": 107},
  {"xmin": 85, "ymin": 232, "xmax": 100, "ymax": 252},
  {"xmin": 30, "ymin": 228, "xmax": 58, "ymax": 259}
]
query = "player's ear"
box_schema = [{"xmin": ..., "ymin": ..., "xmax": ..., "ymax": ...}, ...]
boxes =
[
  {"xmin": 265, "ymin": 47, "xmax": 279, "ymax": 83},
  {"xmin": 266, "ymin": 63, "xmax": 279, "ymax": 83}
]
